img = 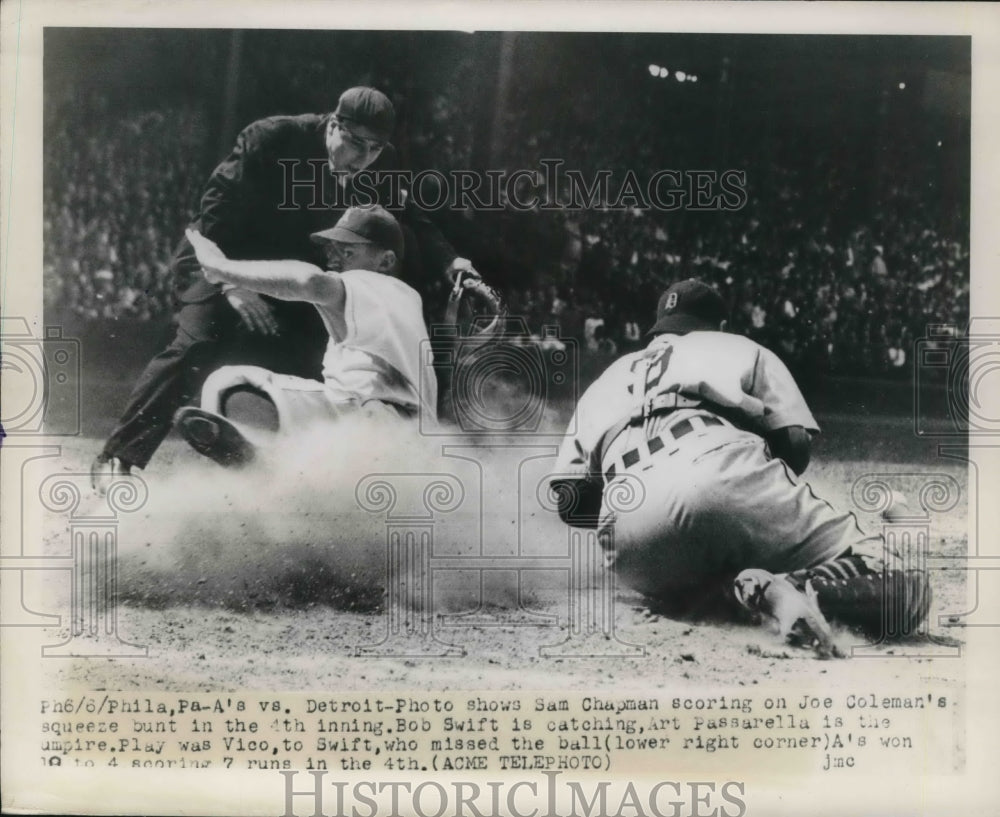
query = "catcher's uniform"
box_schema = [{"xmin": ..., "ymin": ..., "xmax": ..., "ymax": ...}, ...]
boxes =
[
  {"xmin": 553, "ymin": 330, "xmax": 884, "ymax": 597},
  {"xmin": 200, "ymin": 269, "xmax": 437, "ymax": 431}
]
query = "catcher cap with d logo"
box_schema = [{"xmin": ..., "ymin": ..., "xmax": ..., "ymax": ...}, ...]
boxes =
[
  {"xmin": 310, "ymin": 205, "xmax": 405, "ymax": 259},
  {"xmin": 648, "ymin": 278, "xmax": 727, "ymax": 335},
  {"xmin": 333, "ymin": 86, "xmax": 396, "ymax": 141}
]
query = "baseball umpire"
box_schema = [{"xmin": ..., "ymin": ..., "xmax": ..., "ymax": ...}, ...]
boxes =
[
  {"xmin": 91, "ymin": 86, "xmax": 476, "ymax": 492},
  {"xmin": 550, "ymin": 278, "xmax": 930, "ymax": 653}
]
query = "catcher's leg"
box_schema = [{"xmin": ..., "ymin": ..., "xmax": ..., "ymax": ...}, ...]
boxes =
[
  {"xmin": 781, "ymin": 553, "xmax": 931, "ymax": 640},
  {"xmin": 735, "ymin": 553, "xmax": 931, "ymax": 649},
  {"xmin": 733, "ymin": 569, "xmax": 845, "ymax": 658},
  {"xmin": 720, "ymin": 448, "xmax": 931, "ymax": 642}
]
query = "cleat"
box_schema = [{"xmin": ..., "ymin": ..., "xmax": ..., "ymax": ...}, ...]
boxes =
[
  {"xmin": 735, "ymin": 569, "xmax": 845, "ymax": 659},
  {"xmin": 90, "ymin": 455, "xmax": 132, "ymax": 496},
  {"xmin": 173, "ymin": 406, "xmax": 257, "ymax": 468}
]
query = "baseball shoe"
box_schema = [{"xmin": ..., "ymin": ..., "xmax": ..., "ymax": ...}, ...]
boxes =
[
  {"xmin": 734, "ymin": 568, "xmax": 845, "ymax": 659},
  {"xmin": 173, "ymin": 406, "xmax": 257, "ymax": 468},
  {"xmin": 90, "ymin": 455, "xmax": 132, "ymax": 497}
]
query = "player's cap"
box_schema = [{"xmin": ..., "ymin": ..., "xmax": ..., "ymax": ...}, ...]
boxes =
[
  {"xmin": 648, "ymin": 278, "xmax": 727, "ymax": 335},
  {"xmin": 310, "ymin": 205, "xmax": 405, "ymax": 258},
  {"xmin": 333, "ymin": 87, "xmax": 395, "ymax": 141}
]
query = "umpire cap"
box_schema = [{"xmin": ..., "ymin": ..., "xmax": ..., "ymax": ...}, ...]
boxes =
[{"xmin": 648, "ymin": 278, "xmax": 727, "ymax": 335}]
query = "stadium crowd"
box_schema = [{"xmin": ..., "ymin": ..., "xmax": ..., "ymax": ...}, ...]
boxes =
[
  {"xmin": 506, "ymin": 167, "xmax": 970, "ymax": 377},
  {"xmin": 44, "ymin": 58, "xmax": 968, "ymax": 379},
  {"xmin": 43, "ymin": 92, "xmax": 207, "ymax": 321}
]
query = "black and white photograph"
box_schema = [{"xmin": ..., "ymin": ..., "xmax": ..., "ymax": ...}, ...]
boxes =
[{"xmin": 2, "ymin": 1, "xmax": 998, "ymax": 815}]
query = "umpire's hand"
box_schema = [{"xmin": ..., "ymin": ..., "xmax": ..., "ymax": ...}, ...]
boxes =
[
  {"xmin": 447, "ymin": 257, "xmax": 482, "ymax": 284},
  {"xmin": 186, "ymin": 227, "xmax": 280, "ymax": 337},
  {"xmin": 223, "ymin": 287, "xmax": 280, "ymax": 335}
]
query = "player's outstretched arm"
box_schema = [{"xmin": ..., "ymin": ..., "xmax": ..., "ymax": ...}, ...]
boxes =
[{"xmin": 185, "ymin": 229, "xmax": 344, "ymax": 307}]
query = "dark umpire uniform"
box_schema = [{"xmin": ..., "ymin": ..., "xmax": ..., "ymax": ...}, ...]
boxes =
[{"xmin": 93, "ymin": 88, "xmax": 458, "ymax": 480}]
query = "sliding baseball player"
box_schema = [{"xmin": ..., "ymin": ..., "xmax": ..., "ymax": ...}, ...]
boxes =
[{"xmin": 176, "ymin": 205, "xmax": 436, "ymax": 464}]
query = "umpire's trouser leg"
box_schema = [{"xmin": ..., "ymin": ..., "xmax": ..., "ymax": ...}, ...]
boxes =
[
  {"xmin": 100, "ymin": 298, "xmax": 232, "ymax": 469},
  {"xmin": 100, "ymin": 294, "xmax": 326, "ymax": 469}
]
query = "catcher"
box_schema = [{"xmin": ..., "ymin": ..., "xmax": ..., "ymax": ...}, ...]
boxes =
[
  {"xmin": 176, "ymin": 206, "xmax": 440, "ymax": 465},
  {"xmin": 550, "ymin": 278, "xmax": 930, "ymax": 656}
]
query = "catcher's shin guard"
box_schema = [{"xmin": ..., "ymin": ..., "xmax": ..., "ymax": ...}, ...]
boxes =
[{"xmin": 785, "ymin": 558, "xmax": 931, "ymax": 639}]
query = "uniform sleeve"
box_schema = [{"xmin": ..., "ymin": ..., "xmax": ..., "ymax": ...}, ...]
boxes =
[
  {"xmin": 553, "ymin": 418, "xmax": 594, "ymax": 480},
  {"xmin": 750, "ymin": 346, "xmax": 819, "ymax": 433},
  {"xmin": 551, "ymin": 402, "xmax": 606, "ymax": 528},
  {"xmin": 552, "ymin": 377, "xmax": 611, "ymax": 482}
]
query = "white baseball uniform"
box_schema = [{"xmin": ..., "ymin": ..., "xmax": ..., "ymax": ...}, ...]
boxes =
[
  {"xmin": 201, "ymin": 269, "xmax": 437, "ymax": 431},
  {"xmin": 553, "ymin": 330, "xmax": 882, "ymax": 597}
]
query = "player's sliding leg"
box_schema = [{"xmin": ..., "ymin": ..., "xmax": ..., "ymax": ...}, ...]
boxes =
[
  {"xmin": 89, "ymin": 454, "xmax": 134, "ymax": 497},
  {"xmin": 176, "ymin": 364, "xmax": 378, "ymax": 467},
  {"xmin": 172, "ymin": 365, "xmax": 282, "ymax": 468}
]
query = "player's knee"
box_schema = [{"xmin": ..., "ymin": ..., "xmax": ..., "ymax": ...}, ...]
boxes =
[{"xmin": 201, "ymin": 365, "xmax": 266, "ymax": 411}]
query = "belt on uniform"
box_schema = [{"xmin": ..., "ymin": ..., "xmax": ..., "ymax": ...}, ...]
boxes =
[
  {"xmin": 595, "ymin": 392, "xmax": 704, "ymax": 471},
  {"xmin": 604, "ymin": 413, "xmax": 727, "ymax": 482}
]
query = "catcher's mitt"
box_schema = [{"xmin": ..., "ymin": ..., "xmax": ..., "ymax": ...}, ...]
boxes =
[
  {"xmin": 443, "ymin": 270, "xmax": 507, "ymax": 345},
  {"xmin": 435, "ymin": 270, "xmax": 508, "ymax": 424}
]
